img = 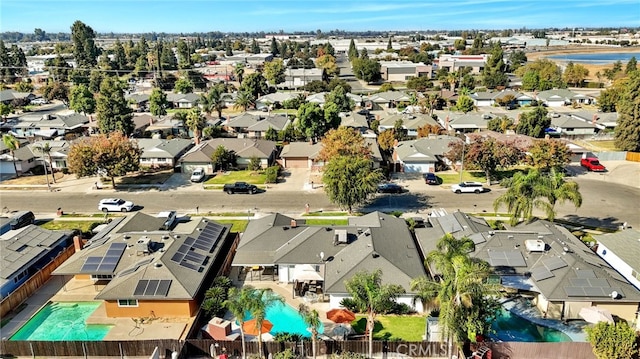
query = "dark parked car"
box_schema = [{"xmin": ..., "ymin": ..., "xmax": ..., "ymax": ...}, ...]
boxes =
[
  {"xmin": 10, "ymin": 211, "xmax": 35, "ymax": 230},
  {"xmin": 223, "ymin": 182, "xmax": 258, "ymax": 194},
  {"xmin": 424, "ymin": 172, "xmax": 438, "ymax": 185},
  {"xmin": 377, "ymin": 183, "xmax": 404, "ymax": 193}
]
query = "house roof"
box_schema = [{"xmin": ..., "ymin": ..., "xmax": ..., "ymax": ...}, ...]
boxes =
[
  {"xmin": 551, "ymin": 115, "xmax": 598, "ymax": 129},
  {"xmin": 180, "ymin": 138, "xmax": 276, "ymax": 163},
  {"xmin": 593, "ymin": 229, "xmax": 640, "ymax": 276},
  {"xmin": 136, "ymin": 138, "xmax": 193, "ymax": 159},
  {"xmin": 394, "ymin": 135, "xmax": 460, "ymax": 163},
  {"xmin": 232, "ymin": 212, "xmax": 425, "ymax": 293},
  {"xmin": 415, "ymin": 212, "xmax": 640, "ymax": 304},
  {"xmin": 0, "ymin": 89, "xmax": 32, "ymax": 102},
  {"xmin": 280, "ymin": 142, "xmax": 322, "ymax": 159},
  {"xmin": 257, "ymin": 92, "xmax": 300, "ymax": 104},
  {"xmin": 339, "ymin": 112, "xmax": 368, "ymax": 129},
  {"xmin": 166, "ymin": 93, "xmax": 200, "ymax": 103},
  {"xmin": 446, "ymin": 112, "xmax": 492, "ymax": 130},
  {"xmin": 379, "ymin": 113, "xmax": 440, "ymax": 130},
  {"xmin": 571, "ymin": 111, "xmax": 619, "ymax": 127},
  {"xmin": 1, "ymin": 225, "xmax": 72, "ymax": 286},
  {"xmin": 366, "ymin": 91, "xmax": 412, "ymax": 103},
  {"xmin": 125, "ymin": 93, "xmax": 151, "ymax": 104},
  {"xmin": 536, "ymin": 89, "xmax": 584, "ymax": 102},
  {"xmin": 467, "ymin": 130, "xmax": 537, "ymax": 151},
  {"xmin": 53, "ymin": 215, "xmax": 231, "ymax": 301}
]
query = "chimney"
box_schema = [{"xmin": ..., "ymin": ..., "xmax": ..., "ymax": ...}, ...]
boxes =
[
  {"xmin": 73, "ymin": 235, "xmax": 84, "ymax": 252},
  {"xmin": 290, "ymin": 219, "xmax": 297, "ymax": 228}
]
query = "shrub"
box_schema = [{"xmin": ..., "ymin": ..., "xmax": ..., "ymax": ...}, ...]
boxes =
[
  {"xmin": 586, "ymin": 321, "xmax": 638, "ymax": 359},
  {"xmin": 273, "ymin": 332, "xmax": 306, "ymax": 342},
  {"xmin": 273, "ymin": 348, "xmax": 296, "ymax": 359},
  {"xmin": 264, "ymin": 165, "xmax": 280, "ymax": 183},
  {"xmin": 339, "ymin": 298, "xmax": 360, "ymax": 313},
  {"xmin": 330, "ymin": 352, "xmax": 366, "ymax": 359},
  {"xmin": 389, "ymin": 302, "xmax": 415, "ymax": 315}
]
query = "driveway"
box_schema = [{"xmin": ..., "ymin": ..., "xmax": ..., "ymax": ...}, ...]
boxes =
[{"xmin": 567, "ymin": 160, "xmax": 640, "ymax": 189}]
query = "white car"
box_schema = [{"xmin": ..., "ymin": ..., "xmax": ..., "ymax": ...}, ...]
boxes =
[
  {"xmin": 157, "ymin": 211, "xmax": 178, "ymax": 230},
  {"xmin": 451, "ymin": 182, "xmax": 486, "ymax": 194},
  {"xmin": 98, "ymin": 198, "xmax": 135, "ymax": 212},
  {"xmin": 190, "ymin": 167, "xmax": 205, "ymax": 182}
]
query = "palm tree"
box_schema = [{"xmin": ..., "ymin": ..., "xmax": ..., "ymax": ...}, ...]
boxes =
[
  {"xmin": 199, "ymin": 84, "xmax": 229, "ymax": 119},
  {"xmin": 344, "ymin": 269, "xmax": 405, "ymax": 359},
  {"xmin": 250, "ymin": 288, "xmax": 284, "ymax": 359},
  {"xmin": 494, "ymin": 168, "xmax": 582, "ymax": 225},
  {"xmin": 298, "ymin": 304, "xmax": 321, "ymax": 359},
  {"xmin": 234, "ymin": 90, "xmax": 255, "ymax": 112},
  {"xmin": 33, "ymin": 142, "xmax": 56, "ymax": 183},
  {"xmin": 2, "ymin": 134, "xmax": 20, "ymax": 178},
  {"xmin": 234, "ymin": 63, "xmax": 245, "ymax": 84},
  {"xmin": 223, "ymin": 286, "xmax": 256, "ymax": 359},
  {"xmin": 185, "ymin": 107, "xmax": 207, "ymax": 145},
  {"xmin": 412, "ymin": 234, "xmax": 500, "ymax": 356}
]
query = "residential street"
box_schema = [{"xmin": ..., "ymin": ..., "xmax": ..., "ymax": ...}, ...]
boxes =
[{"xmin": 1, "ymin": 177, "xmax": 638, "ymax": 230}]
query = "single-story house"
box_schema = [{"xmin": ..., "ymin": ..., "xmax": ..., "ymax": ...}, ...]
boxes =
[
  {"xmin": 436, "ymin": 54, "xmax": 489, "ymax": 75},
  {"xmin": 593, "ymin": 229, "xmax": 640, "ymax": 291},
  {"xmin": 136, "ymin": 138, "xmax": 194, "ymax": 168},
  {"xmin": 571, "ymin": 111, "xmax": 618, "ymax": 131},
  {"xmin": 415, "ymin": 212, "xmax": 640, "ymax": 323},
  {"xmin": 179, "ymin": 138, "xmax": 278, "ymax": 173},
  {"xmin": 224, "ymin": 113, "xmax": 290, "ymax": 138},
  {"xmin": 339, "ymin": 112, "xmax": 369, "ymax": 132},
  {"xmin": 536, "ymin": 89, "xmax": 595, "ymax": 108},
  {"xmin": 282, "ymin": 68, "xmax": 324, "ymax": 89},
  {"xmin": 6, "ymin": 111, "xmax": 89, "ymax": 139},
  {"xmin": 440, "ymin": 112, "xmax": 500, "ymax": 133},
  {"xmin": 306, "ymin": 92, "xmax": 363, "ymax": 108},
  {"xmin": 378, "ymin": 113, "xmax": 441, "ymax": 137},
  {"xmin": 145, "ymin": 115, "xmax": 188, "ymax": 138},
  {"xmin": 392, "ymin": 135, "xmax": 461, "ymax": 173},
  {"xmin": 1, "ymin": 225, "xmax": 73, "ymax": 298},
  {"xmin": 166, "ymin": 93, "xmax": 200, "ymax": 109},
  {"xmin": 364, "ymin": 91, "xmax": 412, "ymax": 110},
  {"xmin": 0, "ymin": 89, "xmax": 35, "ymax": 105},
  {"xmin": 470, "ymin": 90, "xmax": 531, "ymax": 107},
  {"xmin": 279, "ymin": 141, "xmax": 322, "ymax": 169},
  {"xmin": 256, "ymin": 92, "xmax": 301, "ymax": 110},
  {"xmin": 53, "ymin": 213, "xmax": 238, "ymax": 318},
  {"xmin": 231, "ymin": 212, "xmax": 427, "ymax": 312},
  {"xmin": 550, "ymin": 114, "xmax": 599, "ymax": 138},
  {"xmin": 125, "ymin": 93, "xmax": 150, "ymax": 111}
]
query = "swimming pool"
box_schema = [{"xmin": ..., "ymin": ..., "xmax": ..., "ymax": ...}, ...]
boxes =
[
  {"xmin": 10, "ymin": 302, "xmax": 112, "ymax": 341},
  {"xmin": 245, "ymin": 301, "xmax": 324, "ymax": 337},
  {"xmin": 490, "ymin": 309, "xmax": 572, "ymax": 342}
]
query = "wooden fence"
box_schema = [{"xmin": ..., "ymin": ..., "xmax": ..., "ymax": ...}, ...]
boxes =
[
  {"xmin": 626, "ymin": 151, "xmax": 640, "ymax": 162},
  {"xmin": 0, "ymin": 244, "xmax": 76, "ymax": 318},
  {"xmin": 1, "ymin": 339, "xmax": 599, "ymax": 359}
]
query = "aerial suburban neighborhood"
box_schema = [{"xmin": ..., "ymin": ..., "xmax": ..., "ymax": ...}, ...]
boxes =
[{"xmin": 1, "ymin": 2, "xmax": 640, "ymax": 359}]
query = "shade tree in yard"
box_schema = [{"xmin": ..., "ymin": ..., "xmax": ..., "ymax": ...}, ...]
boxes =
[
  {"xmin": 322, "ymin": 155, "xmax": 383, "ymax": 213},
  {"xmin": 318, "ymin": 127, "xmax": 372, "ymax": 162},
  {"xmin": 96, "ymin": 77, "xmax": 134, "ymax": 135},
  {"xmin": 527, "ymin": 139, "xmax": 572, "ymax": 171},
  {"xmin": 445, "ymin": 137, "xmax": 524, "ymax": 184}
]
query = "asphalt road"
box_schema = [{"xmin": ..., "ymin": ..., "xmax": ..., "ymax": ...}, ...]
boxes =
[{"xmin": 1, "ymin": 178, "xmax": 637, "ymax": 230}]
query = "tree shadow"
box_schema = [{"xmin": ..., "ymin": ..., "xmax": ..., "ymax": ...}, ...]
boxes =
[
  {"xmin": 561, "ymin": 214, "xmax": 625, "ymax": 231},
  {"xmin": 362, "ymin": 193, "xmax": 433, "ymax": 213}
]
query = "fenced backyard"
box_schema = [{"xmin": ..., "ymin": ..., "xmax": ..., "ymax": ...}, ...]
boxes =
[{"xmin": 0, "ymin": 339, "xmax": 598, "ymax": 359}]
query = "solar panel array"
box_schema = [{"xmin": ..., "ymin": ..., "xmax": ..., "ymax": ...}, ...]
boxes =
[
  {"xmin": 80, "ymin": 242, "xmax": 126, "ymax": 273},
  {"xmin": 488, "ymin": 250, "xmax": 527, "ymax": 267},
  {"xmin": 133, "ymin": 279, "xmax": 172, "ymax": 297},
  {"xmin": 169, "ymin": 222, "xmax": 225, "ymax": 272},
  {"xmin": 564, "ymin": 275, "xmax": 624, "ymax": 297},
  {"xmin": 543, "ymin": 257, "xmax": 568, "ymax": 271},
  {"xmin": 531, "ymin": 266, "xmax": 554, "ymax": 281}
]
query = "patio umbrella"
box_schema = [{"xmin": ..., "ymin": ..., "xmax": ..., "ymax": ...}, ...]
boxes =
[
  {"xmin": 579, "ymin": 306, "xmax": 614, "ymax": 324},
  {"xmin": 242, "ymin": 318, "xmax": 273, "ymax": 336},
  {"xmin": 326, "ymin": 308, "xmax": 356, "ymax": 324}
]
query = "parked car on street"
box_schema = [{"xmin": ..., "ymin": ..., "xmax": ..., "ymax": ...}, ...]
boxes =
[
  {"xmin": 451, "ymin": 182, "xmax": 486, "ymax": 194},
  {"xmin": 424, "ymin": 173, "xmax": 438, "ymax": 185},
  {"xmin": 581, "ymin": 157, "xmax": 606, "ymax": 172},
  {"xmin": 190, "ymin": 167, "xmax": 206, "ymax": 182},
  {"xmin": 98, "ymin": 198, "xmax": 135, "ymax": 212},
  {"xmin": 223, "ymin": 182, "xmax": 258, "ymax": 194},
  {"xmin": 377, "ymin": 183, "xmax": 404, "ymax": 193}
]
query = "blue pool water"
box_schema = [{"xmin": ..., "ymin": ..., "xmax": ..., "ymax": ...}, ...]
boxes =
[
  {"xmin": 10, "ymin": 302, "xmax": 112, "ymax": 341},
  {"xmin": 245, "ymin": 301, "xmax": 324, "ymax": 337},
  {"xmin": 490, "ymin": 309, "xmax": 572, "ymax": 342},
  {"xmin": 547, "ymin": 52, "xmax": 640, "ymax": 65}
]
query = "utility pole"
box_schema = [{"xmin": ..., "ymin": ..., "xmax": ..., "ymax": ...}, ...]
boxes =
[{"xmin": 459, "ymin": 142, "xmax": 465, "ymax": 183}]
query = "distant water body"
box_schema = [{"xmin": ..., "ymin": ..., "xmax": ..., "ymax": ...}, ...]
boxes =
[{"xmin": 547, "ymin": 52, "xmax": 639, "ymax": 65}]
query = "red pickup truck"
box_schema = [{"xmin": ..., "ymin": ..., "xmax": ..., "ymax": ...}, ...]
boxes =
[{"xmin": 581, "ymin": 157, "xmax": 606, "ymax": 172}]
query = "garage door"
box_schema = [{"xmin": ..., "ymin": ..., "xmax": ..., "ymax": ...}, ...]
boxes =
[{"xmin": 283, "ymin": 157, "xmax": 310, "ymax": 169}]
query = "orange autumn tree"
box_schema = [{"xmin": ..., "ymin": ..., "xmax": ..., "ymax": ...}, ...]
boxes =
[
  {"xmin": 67, "ymin": 132, "xmax": 141, "ymax": 189},
  {"xmin": 317, "ymin": 127, "xmax": 372, "ymax": 162}
]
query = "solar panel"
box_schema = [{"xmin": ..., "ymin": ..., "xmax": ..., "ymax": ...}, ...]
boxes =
[
  {"xmin": 576, "ymin": 269, "xmax": 596, "ymax": 278},
  {"xmin": 570, "ymin": 278, "xmax": 590, "ymax": 287},
  {"xmin": 144, "ymin": 280, "xmax": 160, "ymax": 296},
  {"xmin": 488, "ymin": 250, "xmax": 526, "ymax": 267},
  {"xmin": 180, "ymin": 261, "xmax": 203, "ymax": 272},
  {"xmin": 588, "ymin": 278, "xmax": 610, "ymax": 287},
  {"xmin": 171, "ymin": 252, "xmax": 185, "ymax": 263},
  {"xmin": 185, "ymin": 252, "xmax": 207, "ymax": 264},
  {"xmin": 543, "ymin": 257, "xmax": 568, "ymax": 271},
  {"xmin": 192, "ymin": 241, "xmax": 212, "ymax": 252},
  {"xmin": 177, "ymin": 244, "xmax": 190, "ymax": 254},
  {"xmin": 97, "ymin": 262, "xmax": 117, "ymax": 272},
  {"xmin": 85, "ymin": 256, "xmax": 102, "ymax": 264},
  {"xmin": 565, "ymin": 287, "xmax": 585, "ymax": 297},
  {"xmin": 583, "ymin": 287, "xmax": 607, "ymax": 297},
  {"xmin": 81, "ymin": 263, "xmax": 99, "ymax": 272},
  {"xmin": 531, "ymin": 266, "xmax": 554, "ymax": 281},
  {"xmin": 184, "ymin": 237, "xmax": 196, "ymax": 246},
  {"xmin": 102, "ymin": 256, "xmax": 120, "ymax": 264},
  {"xmin": 134, "ymin": 280, "xmax": 148, "ymax": 296},
  {"xmin": 156, "ymin": 280, "xmax": 171, "ymax": 296}
]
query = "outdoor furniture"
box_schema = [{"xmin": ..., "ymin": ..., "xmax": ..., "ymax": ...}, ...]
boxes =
[{"xmin": 303, "ymin": 291, "xmax": 318, "ymax": 303}]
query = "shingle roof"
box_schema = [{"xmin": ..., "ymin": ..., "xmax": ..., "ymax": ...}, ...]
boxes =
[
  {"xmin": 394, "ymin": 136, "xmax": 460, "ymax": 162},
  {"xmin": 280, "ymin": 142, "xmax": 322, "ymax": 159},
  {"xmin": 593, "ymin": 229, "xmax": 640, "ymax": 275},
  {"xmin": 180, "ymin": 138, "xmax": 276, "ymax": 163}
]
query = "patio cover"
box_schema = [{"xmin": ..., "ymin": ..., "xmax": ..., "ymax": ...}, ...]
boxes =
[{"xmin": 292, "ymin": 264, "xmax": 323, "ymax": 281}]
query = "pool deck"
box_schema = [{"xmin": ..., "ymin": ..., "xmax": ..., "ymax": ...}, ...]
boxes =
[{"xmin": 501, "ymin": 298, "xmax": 589, "ymax": 342}]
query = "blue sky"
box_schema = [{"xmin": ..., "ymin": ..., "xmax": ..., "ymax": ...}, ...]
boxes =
[{"xmin": 2, "ymin": 0, "xmax": 639, "ymax": 34}]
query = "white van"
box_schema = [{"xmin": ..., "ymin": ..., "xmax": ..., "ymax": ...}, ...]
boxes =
[{"xmin": 190, "ymin": 167, "xmax": 205, "ymax": 182}]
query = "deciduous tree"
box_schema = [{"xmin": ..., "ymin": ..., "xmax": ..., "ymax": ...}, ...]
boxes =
[
  {"xmin": 211, "ymin": 145, "xmax": 235, "ymax": 171},
  {"xmin": 42, "ymin": 81, "xmax": 69, "ymax": 106},
  {"xmin": 67, "ymin": 132, "xmax": 141, "ymax": 188},
  {"xmin": 455, "ymin": 95, "xmax": 475, "ymax": 113},
  {"xmin": 240, "ymin": 72, "xmax": 268, "ymax": 99},
  {"xmin": 318, "ymin": 127, "xmax": 371, "ymax": 162},
  {"xmin": 516, "ymin": 106, "xmax": 549, "ymax": 138},
  {"xmin": 174, "ymin": 77, "xmax": 194, "ymax": 94},
  {"xmin": 149, "ymin": 87, "xmax": 168, "ymax": 118},
  {"xmin": 563, "ymin": 62, "xmax": 589, "ymax": 87},
  {"xmin": 527, "ymin": 139, "xmax": 572, "ymax": 171},
  {"xmin": 263, "ymin": 58, "xmax": 285, "ymax": 86},
  {"xmin": 69, "ymin": 84, "xmax": 95, "ymax": 115},
  {"xmin": 322, "ymin": 155, "xmax": 383, "ymax": 213}
]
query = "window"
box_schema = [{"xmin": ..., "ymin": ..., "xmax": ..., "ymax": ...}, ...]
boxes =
[{"xmin": 117, "ymin": 299, "xmax": 138, "ymax": 307}]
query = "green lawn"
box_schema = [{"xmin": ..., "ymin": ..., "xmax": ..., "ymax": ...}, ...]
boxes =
[
  {"xmin": 351, "ymin": 315, "xmax": 426, "ymax": 341},
  {"xmin": 214, "ymin": 219, "xmax": 248, "ymax": 233},
  {"xmin": 117, "ymin": 170, "xmax": 174, "ymax": 185},
  {"xmin": 437, "ymin": 168, "xmax": 528, "ymax": 185},
  {"xmin": 304, "ymin": 219, "xmax": 349, "ymax": 226},
  {"xmin": 302, "ymin": 212, "xmax": 350, "ymax": 217},
  {"xmin": 204, "ymin": 170, "xmax": 267, "ymax": 185},
  {"xmin": 39, "ymin": 219, "xmax": 103, "ymax": 234}
]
